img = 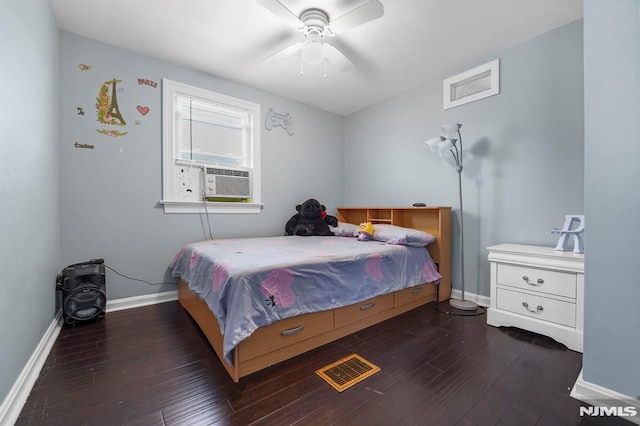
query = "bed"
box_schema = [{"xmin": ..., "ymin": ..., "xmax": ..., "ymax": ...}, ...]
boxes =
[{"xmin": 173, "ymin": 206, "xmax": 451, "ymax": 382}]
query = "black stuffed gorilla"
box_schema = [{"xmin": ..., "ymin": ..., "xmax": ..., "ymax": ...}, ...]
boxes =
[{"xmin": 285, "ymin": 198, "xmax": 336, "ymax": 236}]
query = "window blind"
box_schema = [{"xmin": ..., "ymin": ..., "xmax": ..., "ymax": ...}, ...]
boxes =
[{"xmin": 174, "ymin": 94, "xmax": 250, "ymax": 167}]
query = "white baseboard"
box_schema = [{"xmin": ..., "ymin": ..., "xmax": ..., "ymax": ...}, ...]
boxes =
[
  {"xmin": 0, "ymin": 310, "xmax": 63, "ymax": 426},
  {"xmin": 571, "ymin": 369, "xmax": 640, "ymax": 424},
  {"xmin": 0, "ymin": 290, "xmax": 178, "ymax": 425},
  {"xmin": 450, "ymin": 288, "xmax": 491, "ymax": 307},
  {"xmin": 106, "ymin": 290, "xmax": 178, "ymax": 312}
]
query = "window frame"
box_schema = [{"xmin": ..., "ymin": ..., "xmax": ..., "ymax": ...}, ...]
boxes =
[{"xmin": 160, "ymin": 79, "xmax": 262, "ymax": 214}]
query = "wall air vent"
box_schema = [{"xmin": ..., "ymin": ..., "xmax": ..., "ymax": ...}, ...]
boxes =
[{"xmin": 443, "ymin": 59, "xmax": 500, "ymax": 110}]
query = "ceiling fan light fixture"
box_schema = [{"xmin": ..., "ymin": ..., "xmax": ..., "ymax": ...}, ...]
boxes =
[
  {"xmin": 301, "ymin": 33, "xmax": 324, "ymax": 65},
  {"xmin": 258, "ymin": 0, "xmax": 385, "ymax": 72}
]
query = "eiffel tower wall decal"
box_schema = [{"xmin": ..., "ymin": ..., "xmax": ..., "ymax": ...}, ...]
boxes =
[{"xmin": 96, "ymin": 78, "xmax": 128, "ymax": 137}]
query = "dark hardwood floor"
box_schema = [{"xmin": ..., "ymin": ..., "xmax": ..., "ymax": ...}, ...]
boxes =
[{"xmin": 16, "ymin": 301, "xmax": 631, "ymax": 425}]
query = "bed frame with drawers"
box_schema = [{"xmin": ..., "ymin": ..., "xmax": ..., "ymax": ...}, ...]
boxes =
[{"xmin": 178, "ymin": 206, "xmax": 451, "ymax": 382}]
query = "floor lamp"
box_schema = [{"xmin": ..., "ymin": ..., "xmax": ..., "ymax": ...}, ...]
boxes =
[{"xmin": 425, "ymin": 123, "xmax": 478, "ymax": 311}]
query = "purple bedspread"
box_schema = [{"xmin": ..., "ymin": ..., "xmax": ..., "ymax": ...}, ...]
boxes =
[{"xmin": 170, "ymin": 236, "xmax": 441, "ymax": 363}]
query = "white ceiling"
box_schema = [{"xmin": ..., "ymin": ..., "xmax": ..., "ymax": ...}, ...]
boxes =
[{"xmin": 51, "ymin": 0, "xmax": 583, "ymax": 116}]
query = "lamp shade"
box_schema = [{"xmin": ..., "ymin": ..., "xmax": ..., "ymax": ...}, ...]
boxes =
[
  {"xmin": 302, "ymin": 33, "xmax": 324, "ymax": 65},
  {"xmin": 441, "ymin": 123, "xmax": 462, "ymax": 138},
  {"xmin": 437, "ymin": 139, "xmax": 456, "ymax": 157},
  {"xmin": 425, "ymin": 136, "xmax": 444, "ymax": 152}
]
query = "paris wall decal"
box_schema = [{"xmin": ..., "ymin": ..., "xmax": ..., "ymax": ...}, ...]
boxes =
[
  {"xmin": 96, "ymin": 78, "xmax": 128, "ymax": 137},
  {"xmin": 137, "ymin": 78, "xmax": 158, "ymax": 88}
]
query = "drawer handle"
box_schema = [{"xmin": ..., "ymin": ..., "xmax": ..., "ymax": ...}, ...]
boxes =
[
  {"xmin": 522, "ymin": 302, "xmax": 544, "ymax": 313},
  {"xmin": 522, "ymin": 276, "xmax": 544, "ymax": 286},
  {"xmin": 360, "ymin": 302, "xmax": 376, "ymax": 311},
  {"xmin": 280, "ymin": 325, "xmax": 304, "ymax": 336},
  {"xmin": 411, "ymin": 287, "xmax": 424, "ymax": 294}
]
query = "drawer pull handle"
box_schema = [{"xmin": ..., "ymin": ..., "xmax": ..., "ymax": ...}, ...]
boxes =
[
  {"xmin": 360, "ymin": 302, "xmax": 376, "ymax": 311},
  {"xmin": 411, "ymin": 287, "xmax": 424, "ymax": 294},
  {"xmin": 280, "ymin": 325, "xmax": 304, "ymax": 336},
  {"xmin": 522, "ymin": 276, "xmax": 544, "ymax": 286},
  {"xmin": 522, "ymin": 302, "xmax": 544, "ymax": 313}
]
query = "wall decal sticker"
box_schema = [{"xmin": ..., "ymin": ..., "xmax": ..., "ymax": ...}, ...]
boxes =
[
  {"xmin": 137, "ymin": 78, "xmax": 158, "ymax": 88},
  {"xmin": 74, "ymin": 142, "xmax": 94, "ymax": 149},
  {"xmin": 96, "ymin": 129, "xmax": 128, "ymax": 137},
  {"xmin": 96, "ymin": 79, "xmax": 128, "ymax": 137},
  {"xmin": 77, "ymin": 107, "xmax": 85, "ymax": 116},
  {"xmin": 78, "ymin": 63, "xmax": 92, "ymax": 71},
  {"xmin": 264, "ymin": 108, "xmax": 294, "ymax": 135},
  {"xmin": 174, "ymin": 167, "xmax": 201, "ymax": 201},
  {"xmin": 96, "ymin": 79, "xmax": 127, "ymax": 126},
  {"xmin": 137, "ymin": 105, "xmax": 150, "ymax": 116}
]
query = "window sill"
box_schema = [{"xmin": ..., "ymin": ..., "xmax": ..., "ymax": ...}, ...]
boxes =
[{"xmin": 159, "ymin": 200, "xmax": 263, "ymax": 214}]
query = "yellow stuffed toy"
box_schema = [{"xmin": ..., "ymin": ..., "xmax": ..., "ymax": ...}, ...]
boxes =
[{"xmin": 357, "ymin": 221, "xmax": 374, "ymax": 241}]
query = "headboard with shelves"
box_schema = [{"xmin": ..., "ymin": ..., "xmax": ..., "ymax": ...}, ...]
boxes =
[{"xmin": 336, "ymin": 206, "xmax": 451, "ymax": 300}]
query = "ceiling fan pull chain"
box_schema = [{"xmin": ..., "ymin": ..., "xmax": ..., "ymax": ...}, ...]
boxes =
[
  {"xmin": 324, "ymin": 57, "xmax": 328, "ymax": 79},
  {"xmin": 300, "ymin": 51, "xmax": 304, "ymax": 75}
]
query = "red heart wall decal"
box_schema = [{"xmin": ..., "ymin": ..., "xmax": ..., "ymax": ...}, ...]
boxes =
[{"xmin": 137, "ymin": 105, "xmax": 150, "ymax": 116}]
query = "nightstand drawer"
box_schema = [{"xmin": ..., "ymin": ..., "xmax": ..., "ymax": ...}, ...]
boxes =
[
  {"xmin": 497, "ymin": 264, "xmax": 576, "ymax": 298},
  {"xmin": 496, "ymin": 288, "xmax": 576, "ymax": 327}
]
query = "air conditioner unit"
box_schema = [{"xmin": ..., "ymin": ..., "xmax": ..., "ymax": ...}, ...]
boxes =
[{"xmin": 204, "ymin": 167, "xmax": 251, "ymax": 199}]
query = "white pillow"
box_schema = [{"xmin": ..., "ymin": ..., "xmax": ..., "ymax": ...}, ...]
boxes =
[
  {"xmin": 329, "ymin": 222, "xmax": 359, "ymax": 237},
  {"xmin": 372, "ymin": 224, "xmax": 436, "ymax": 246}
]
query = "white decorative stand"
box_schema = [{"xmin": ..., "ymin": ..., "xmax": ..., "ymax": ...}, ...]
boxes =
[{"xmin": 487, "ymin": 244, "xmax": 584, "ymax": 352}]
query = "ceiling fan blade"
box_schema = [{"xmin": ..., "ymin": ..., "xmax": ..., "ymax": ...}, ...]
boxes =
[
  {"xmin": 262, "ymin": 41, "xmax": 303, "ymax": 62},
  {"xmin": 325, "ymin": 0, "xmax": 384, "ymax": 35},
  {"xmin": 257, "ymin": 0, "xmax": 304, "ymax": 30},
  {"xmin": 323, "ymin": 44, "xmax": 354, "ymax": 71}
]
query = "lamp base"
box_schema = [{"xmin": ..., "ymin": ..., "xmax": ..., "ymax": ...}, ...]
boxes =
[{"xmin": 449, "ymin": 298, "xmax": 478, "ymax": 311}]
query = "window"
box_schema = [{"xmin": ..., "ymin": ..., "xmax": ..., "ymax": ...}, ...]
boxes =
[{"xmin": 161, "ymin": 79, "xmax": 261, "ymax": 213}]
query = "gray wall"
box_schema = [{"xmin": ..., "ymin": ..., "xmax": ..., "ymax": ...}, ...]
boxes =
[
  {"xmin": 344, "ymin": 20, "xmax": 584, "ymax": 299},
  {"xmin": 0, "ymin": 0, "xmax": 60, "ymax": 407},
  {"xmin": 583, "ymin": 0, "xmax": 640, "ymax": 398},
  {"xmin": 58, "ymin": 32, "xmax": 345, "ymax": 300}
]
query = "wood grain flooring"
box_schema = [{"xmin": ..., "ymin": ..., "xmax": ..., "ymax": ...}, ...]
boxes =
[{"xmin": 15, "ymin": 301, "xmax": 632, "ymax": 425}]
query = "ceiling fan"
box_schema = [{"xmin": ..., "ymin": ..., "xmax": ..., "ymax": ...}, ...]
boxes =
[{"xmin": 257, "ymin": 0, "xmax": 384, "ymax": 72}]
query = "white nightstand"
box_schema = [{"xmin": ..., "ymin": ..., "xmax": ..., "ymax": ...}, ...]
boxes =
[{"xmin": 487, "ymin": 244, "xmax": 584, "ymax": 352}]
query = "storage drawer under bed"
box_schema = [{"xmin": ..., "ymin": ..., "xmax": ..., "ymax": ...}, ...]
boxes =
[
  {"xmin": 334, "ymin": 294, "xmax": 394, "ymax": 328},
  {"xmin": 394, "ymin": 284, "xmax": 434, "ymax": 307},
  {"xmin": 238, "ymin": 310, "xmax": 333, "ymax": 363}
]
